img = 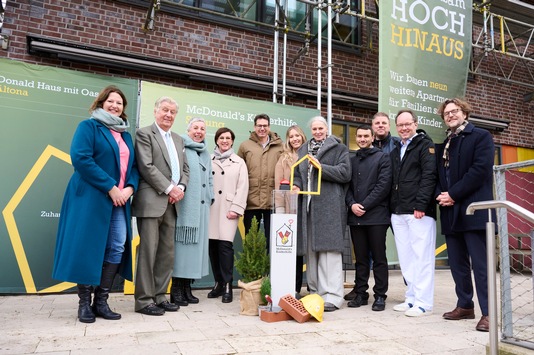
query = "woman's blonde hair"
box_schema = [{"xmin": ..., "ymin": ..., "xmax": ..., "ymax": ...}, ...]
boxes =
[{"xmin": 280, "ymin": 125, "xmax": 307, "ymax": 165}]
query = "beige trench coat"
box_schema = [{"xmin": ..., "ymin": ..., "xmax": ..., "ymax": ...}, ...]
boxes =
[{"xmin": 208, "ymin": 153, "xmax": 249, "ymax": 242}]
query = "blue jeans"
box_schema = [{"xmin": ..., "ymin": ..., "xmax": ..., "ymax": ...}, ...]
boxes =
[{"xmin": 105, "ymin": 206, "xmax": 127, "ymax": 264}]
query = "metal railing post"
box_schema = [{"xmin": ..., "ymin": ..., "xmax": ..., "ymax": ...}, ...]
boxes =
[
  {"xmin": 485, "ymin": 211, "xmax": 498, "ymax": 355},
  {"xmin": 467, "ymin": 200, "xmax": 534, "ymax": 355}
]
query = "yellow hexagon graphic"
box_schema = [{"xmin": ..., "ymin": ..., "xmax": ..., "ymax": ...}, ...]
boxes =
[
  {"xmin": 2, "ymin": 145, "xmax": 447, "ymax": 294},
  {"xmin": 2, "ymin": 145, "xmax": 75, "ymax": 294}
]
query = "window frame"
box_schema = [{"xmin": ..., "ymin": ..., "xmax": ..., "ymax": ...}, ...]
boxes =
[{"xmin": 118, "ymin": 0, "xmax": 362, "ymax": 52}]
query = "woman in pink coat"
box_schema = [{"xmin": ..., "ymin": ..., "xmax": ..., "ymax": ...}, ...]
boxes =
[{"xmin": 208, "ymin": 127, "xmax": 249, "ymax": 303}]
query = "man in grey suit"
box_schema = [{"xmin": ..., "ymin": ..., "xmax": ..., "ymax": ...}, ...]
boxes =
[{"xmin": 132, "ymin": 97, "xmax": 190, "ymax": 316}]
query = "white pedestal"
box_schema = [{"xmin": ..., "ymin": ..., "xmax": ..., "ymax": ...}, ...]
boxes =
[{"xmin": 270, "ymin": 190, "xmax": 298, "ymax": 310}]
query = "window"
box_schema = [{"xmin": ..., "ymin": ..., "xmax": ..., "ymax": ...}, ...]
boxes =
[
  {"xmin": 315, "ymin": 1, "xmax": 361, "ymax": 46},
  {"xmin": 332, "ymin": 120, "xmax": 363, "ymax": 151},
  {"xmin": 163, "ymin": 0, "xmax": 361, "ymax": 47},
  {"xmin": 264, "ymin": 0, "xmax": 308, "ymax": 32},
  {"xmin": 494, "ymin": 145, "xmax": 501, "ymax": 166},
  {"xmin": 200, "ymin": 0, "xmax": 257, "ymax": 23}
]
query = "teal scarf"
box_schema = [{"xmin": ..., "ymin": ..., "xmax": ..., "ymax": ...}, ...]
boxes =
[
  {"xmin": 175, "ymin": 134, "xmax": 209, "ymax": 244},
  {"xmin": 90, "ymin": 108, "xmax": 130, "ymax": 132}
]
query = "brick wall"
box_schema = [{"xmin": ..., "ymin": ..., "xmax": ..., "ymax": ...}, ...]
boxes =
[{"xmin": 2, "ymin": 0, "xmax": 533, "ymax": 148}]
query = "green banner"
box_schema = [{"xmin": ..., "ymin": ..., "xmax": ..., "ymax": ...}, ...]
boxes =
[
  {"xmin": 379, "ymin": 0, "xmax": 472, "ymax": 142},
  {"xmin": 0, "ymin": 58, "xmax": 138, "ymax": 293},
  {"xmin": 133, "ymin": 81, "xmax": 319, "ymax": 289},
  {"xmin": 139, "ymin": 81, "xmax": 318, "ymax": 148},
  {"xmin": 0, "ymin": 64, "xmax": 319, "ymax": 293},
  {"xmin": 378, "ymin": 1, "xmax": 471, "ymax": 263}
]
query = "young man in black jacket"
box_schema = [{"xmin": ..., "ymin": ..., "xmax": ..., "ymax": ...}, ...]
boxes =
[{"xmin": 346, "ymin": 125, "xmax": 392, "ymax": 311}]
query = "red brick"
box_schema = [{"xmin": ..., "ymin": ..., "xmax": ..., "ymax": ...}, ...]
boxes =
[
  {"xmin": 278, "ymin": 294, "xmax": 311, "ymax": 323},
  {"xmin": 259, "ymin": 308, "xmax": 294, "ymax": 322}
]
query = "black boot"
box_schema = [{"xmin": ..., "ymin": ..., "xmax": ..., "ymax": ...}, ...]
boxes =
[
  {"xmin": 184, "ymin": 279, "xmax": 199, "ymax": 304},
  {"xmin": 207, "ymin": 282, "xmax": 224, "ymax": 298},
  {"xmin": 296, "ymin": 255, "xmax": 304, "ymax": 295},
  {"xmin": 92, "ymin": 262, "xmax": 121, "ymax": 320},
  {"xmin": 77, "ymin": 284, "xmax": 95, "ymax": 323},
  {"xmin": 170, "ymin": 277, "xmax": 188, "ymax": 306},
  {"xmin": 221, "ymin": 282, "xmax": 233, "ymax": 303}
]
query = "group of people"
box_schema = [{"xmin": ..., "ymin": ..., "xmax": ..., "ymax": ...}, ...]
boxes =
[
  {"xmin": 342, "ymin": 103, "xmax": 494, "ymax": 333},
  {"xmin": 52, "ymin": 86, "xmax": 494, "ymax": 333},
  {"xmin": 52, "ymin": 88, "xmax": 251, "ymax": 322}
]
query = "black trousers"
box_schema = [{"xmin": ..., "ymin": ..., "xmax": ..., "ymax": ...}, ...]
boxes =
[
  {"xmin": 349, "ymin": 224, "xmax": 389, "ymax": 299},
  {"xmin": 296, "ymin": 255, "xmax": 304, "ymax": 293},
  {"xmin": 209, "ymin": 239, "xmax": 234, "ymax": 283},
  {"xmin": 243, "ymin": 209, "xmax": 271, "ymax": 253}
]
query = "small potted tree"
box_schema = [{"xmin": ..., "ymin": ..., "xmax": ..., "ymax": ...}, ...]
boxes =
[{"xmin": 235, "ymin": 216, "xmax": 270, "ymax": 315}]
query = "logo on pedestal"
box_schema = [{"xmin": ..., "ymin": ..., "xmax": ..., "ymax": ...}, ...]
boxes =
[{"xmin": 276, "ymin": 223, "xmax": 294, "ymax": 248}]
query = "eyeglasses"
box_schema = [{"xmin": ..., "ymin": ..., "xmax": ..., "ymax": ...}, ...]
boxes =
[
  {"xmin": 396, "ymin": 121, "xmax": 415, "ymax": 128},
  {"xmin": 443, "ymin": 108, "xmax": 462, "ymax": 117},
  {"xmin": 255, "ymin": 124, "xmax": 269, "ymax": 128}
]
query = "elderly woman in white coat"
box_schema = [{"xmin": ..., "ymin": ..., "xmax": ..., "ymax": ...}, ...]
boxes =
[{"xmin": 208, "ymin": 127, "xmax": 249, "ymax": 303}]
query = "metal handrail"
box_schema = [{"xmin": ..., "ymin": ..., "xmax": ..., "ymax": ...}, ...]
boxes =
[
  {"xmin": 467, "ymin": 200, "xmax": 534, "ymax": 224},
  {"xmin": 466, "ymin": 200, "xmax": 534, "ymax": 355}
]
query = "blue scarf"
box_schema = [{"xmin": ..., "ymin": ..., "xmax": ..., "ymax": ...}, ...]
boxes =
[{"xmin": 175, "ymin": 134, "xmax": 209, "ymax": 244}]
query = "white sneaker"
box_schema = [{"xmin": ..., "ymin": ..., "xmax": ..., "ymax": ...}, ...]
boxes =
[
  {"xmin": 393, "ymin": 302, "xmax": 413, "ymax": 312},
  {"xmin": 405, "ymin": 306, "xmax": 432, "ymax": 317}
]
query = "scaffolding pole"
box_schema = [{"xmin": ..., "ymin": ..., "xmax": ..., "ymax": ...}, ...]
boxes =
[{"xmin": 271, "ymin": 0, "xmax": 533, "ymax": 113}]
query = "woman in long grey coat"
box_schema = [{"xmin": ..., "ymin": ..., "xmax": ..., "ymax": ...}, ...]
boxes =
[
  {"xmin": 292, "ymin": 116, "xmax": 351, "ymax": 312},
  {"xmin": 171, "ymin": 118, "xmax": 214, "ymax": 306},
  {"xmin": 208, "ymin": 127, "xmax": 249, "ymax": 303}
]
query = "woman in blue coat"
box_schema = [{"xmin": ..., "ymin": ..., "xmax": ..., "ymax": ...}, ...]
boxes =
[
  {"xmin": 171, "ymin": 117, "xmax": 214, "ymax": 306},
  {"xmin": 53, "ymin": 86, "xmax": 139, "ymax": 323}
]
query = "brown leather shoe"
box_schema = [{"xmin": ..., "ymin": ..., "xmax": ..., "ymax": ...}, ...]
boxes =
[
  {"xmin": 442, "ymin": 307, "xmax": 475, "ymax": 320},
  {"xmin": 476, "ymin": 316, "xmax": 490, "ymax": 332}
]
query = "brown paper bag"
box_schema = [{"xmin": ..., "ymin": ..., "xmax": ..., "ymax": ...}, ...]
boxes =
[{"xmin": 238, "ymin": 278, "xmax": 263, "ymax": 316}]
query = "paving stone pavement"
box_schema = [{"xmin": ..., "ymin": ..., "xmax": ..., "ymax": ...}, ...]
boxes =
[{"xmin": 0, "ymin": 270, "xmax": 494, "ymax": 354}]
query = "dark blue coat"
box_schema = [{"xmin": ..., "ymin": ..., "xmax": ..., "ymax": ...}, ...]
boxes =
[
  {"xmin": 53, "ymin": 119, "xmax": 139, "ymax": 285},
  {"xmin": 435, "ymin": 122, "xmax": 495, "ymax": 234},
  {"xmin": 373, "ymin": 133, "xmax": 400, "ymax": 155},
  {"xmin": 346, "ymin": 147, "xmax": 392, "ymax": 226}
]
